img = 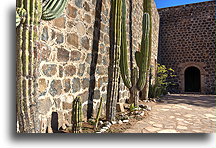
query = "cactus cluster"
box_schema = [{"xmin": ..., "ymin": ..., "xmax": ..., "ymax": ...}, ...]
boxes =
[
  {"xmin": 72, "ymin": 97, "xmax": 83, "ymax": 133},
  {"xmin": 119, "ymin": 0, "xmax": 152, "ymax": 106},
  {"xmin": 16, "ymin": 0, "xmax": 68, "ymax": 133}
]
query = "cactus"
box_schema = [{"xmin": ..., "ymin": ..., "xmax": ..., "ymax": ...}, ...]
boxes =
[
  {"xmin": 119, "ymin": 0, "xmax": 152, "ymax": 106},
  {"xmin": 41, "ymin": 0, "xmax": 68, "ymax": 20},
  {"xmin": 106, "ymin": 0, "xmax": 122, "ymax": 121},
  {"xmin": 16, "ymin": 11, "xmax": 21, "ymax": 27},
  {"xmin": 72, "ymin": 97, "xmax": 83, "ymax": 133},
  {"xmin": 95, "ymin": 97, "xmax": 103, "ymax": 129},
  {"xmin": 16, "ymin": 0, "xmax": 68, "ymax": 133}
]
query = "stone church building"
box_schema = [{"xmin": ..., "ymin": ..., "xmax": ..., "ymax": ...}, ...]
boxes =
[{"xmin": 158, "ymin": 1, "xmax": 215, "ymax": 94}]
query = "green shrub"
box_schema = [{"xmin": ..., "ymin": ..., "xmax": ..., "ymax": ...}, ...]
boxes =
[{"xmin": 148, "ymin": 64, "xmax": 176, "ymax": 98}]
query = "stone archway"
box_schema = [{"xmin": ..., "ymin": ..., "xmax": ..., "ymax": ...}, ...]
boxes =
[
  {"xmin": 178, "ymin": 62, "xmax": 206, "ymax": 94},
  {"xmin": 184, "ymin": 66, "xmax": 201, "ymax": 92}
]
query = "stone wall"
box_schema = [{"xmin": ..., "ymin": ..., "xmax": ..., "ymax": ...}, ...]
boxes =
[
  {"xmin": 36, "ymin": 0, "xmax": 159, "ymax": 132},
  {"xmin": 158, "ymin": 1, "xmax": 215, "ymax": 94}
]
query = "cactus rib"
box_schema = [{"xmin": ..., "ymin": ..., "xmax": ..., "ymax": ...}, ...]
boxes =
[{"xmin": 41, "ymin": 0, "xmax": 68, "ymax": 20}]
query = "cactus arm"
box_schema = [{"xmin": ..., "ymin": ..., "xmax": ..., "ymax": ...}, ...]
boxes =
[
  {"xmin": 41, "ymin": 0, "xmax": 68, "ymax": 20},
  {"xmin": 119, "ymin": 0, "xmax": 132, "ymax": 89},
  {"xmin": 16, "ymin": 11, "xmax": 21, "ymax": 27},
  {"xmin": 16, "ymin": 8, "xmax": 27, "ymax": 27},
  {"xmin": 136, "ymin": 13, "xmax": 150, "ymax": 91}
]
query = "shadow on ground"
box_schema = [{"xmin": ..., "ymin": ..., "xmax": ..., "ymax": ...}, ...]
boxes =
[{"xmin": 159, "ymin": 94, "xmax": 216, "ymax": 108}]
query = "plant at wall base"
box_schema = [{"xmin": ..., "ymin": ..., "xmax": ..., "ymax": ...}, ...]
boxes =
[
  {"xmin": 72, "ymin": 97, "xmax": 83, "ymax": 133},
  {"xmin": 149, "ymin": 64, "xmax": 176, "ymax": 98},
  {"xmin": 120, "ymin": 0, "xmax": 152, "ymax": 107},
  {"xmin": 95, "ymin": 97, "xmax": 103, "ymax": 130},
  {"xmin": 16, "ymin": 0, "xmax": 68, "ymax": 133}
]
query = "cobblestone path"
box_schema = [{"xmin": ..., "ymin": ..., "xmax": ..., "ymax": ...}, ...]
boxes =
[{"xmin": 124, "ymin": 94, "xmax": 216, "ymax": 133}]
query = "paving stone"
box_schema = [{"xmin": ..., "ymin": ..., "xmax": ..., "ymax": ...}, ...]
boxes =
[
  {"xmin": 177, "ymin": 125, "xmax": 188, "ymax": 130},
  {"xmin": 145, "ymin": 126, "xmax": 161, "ymax": 132},
  {"xmin": 152, "ymin": 123, "xmax": 163, "ymax": 128},
  {"xmin": 158, "ymin": 129, "xmax": 178, "ymax": 133},
  {"xmin": 204, "ymin": 114, "xmax": 215, "ymax": 118},
  {"xmin": 124, "ymin": 94, "xmax": 216, "ymax": 133}
]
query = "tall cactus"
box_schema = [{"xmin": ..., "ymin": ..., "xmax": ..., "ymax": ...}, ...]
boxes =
[
  {"xmin": 120, "ymin": 0, "xmax": 152, "ymax": 106},
  {"xmin": 16, "ymin": 0, "xmax": 68, "ymax": 133},
  {"xmin": 106, "ymin": 0, "xmax": 122, "ymax": 121},
  {"xmin": 72, "ymin": 97, "xmax": 83, "ymax": 133}
]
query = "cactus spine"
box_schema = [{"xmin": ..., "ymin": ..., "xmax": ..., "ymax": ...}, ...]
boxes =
[
  {"xmin": 72, "ymin": 97, "xmax": 83, "ymax": 133},
  {"xmin": 16, "ymin": 0, "xmax": 67, "ymax": 133},
  {"xmin": 120, "ymin": 0, "xmax": 152, "ymax": 106}
]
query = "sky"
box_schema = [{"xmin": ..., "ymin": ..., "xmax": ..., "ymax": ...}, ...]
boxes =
[{"xmin": 154, "ymin": 0, "xmax": 213, "ymax": 8}]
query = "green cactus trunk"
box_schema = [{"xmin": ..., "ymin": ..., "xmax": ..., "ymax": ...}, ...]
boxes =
[
  {"xmin": 16, "ymin": 0, "xmax": 42, "ymax": 133},
  {"xmin": 106, "ymin": 0, "xmax": 122, "ymax": 121},
  {"xmin": 16, "ymin": 0, "xmax": 67, "ymax": 133},
  {"xmin": 72, "ymin": 97, "xmax": 83, "ymax": 133},
  {"xmin": 119, "ymin": 0, "xmax": 152, "ymax": 106},
  {"xmin": 141, "ymin": 0, "xmax": 153, "ymax": 100}
]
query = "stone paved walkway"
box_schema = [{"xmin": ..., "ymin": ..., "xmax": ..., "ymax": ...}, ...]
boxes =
[{"xmin": 124, "ymin": 94, "xmax": 216, "ymax": 133}]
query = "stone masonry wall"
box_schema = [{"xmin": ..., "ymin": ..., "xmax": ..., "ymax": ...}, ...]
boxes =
[
  {"xmin": 36, "ymin": 0, "xmax": 159, "ymax": 132},
  {"xmin": 158, "ymin": 1, "xmax": 215, "ymax": 94}
]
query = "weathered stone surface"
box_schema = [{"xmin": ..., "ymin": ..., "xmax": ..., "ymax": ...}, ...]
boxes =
[
  {"xmin": 64, "ymin": 79, "xmax": 71, "ymax": 93},
  {"xmin": 82, "ymin": 78, "xmax": 89, "ymax": 89},
  {"xmin": 64, "ymin": 65, "xmax": 76, "ymax": 76},
  {"xmin": 85, "ymin": 53, "xmax": 92, "ymax": 64},
  {"xmin": 53, "ymin": 17, "xmax": 66, "ymax": 28},
  {"xmin": 64, "ymin": 111, "xmax": 72, "ymax": 124},
  {"xmin": 42, "ymin": 64, "xmax": 57, "ymax": 77},
  {"xmin": 63, "ymin": 102, "xmax": 72, "ymax": 110},
  {"xmin": 41, "ymin": 26, "xmax": 48, "ymax": 41},
  {"xmin": 72, "ymin": 78, "xmax": 81, "ymax": 93},
  {"xmin": 96, "ymin": 66, "xmax": 105, "ymax": 75},
  {"xmin": 76, "ymin": 22, "xmax": 86, "ymax": 36},
  {"xmin": 94, "ymin": 90, "xmax": 100, "ymax": 99},
  {"xmin": 54, "ymin": 98, "xmax": 61, "ymax": 109},
  {"xmin": 49, "ymin": 80, "xmax": 62, "ymax": 96},
  {"xmin": 98, "ymin": 77, "xmax": 108, "ymax": 88},
  {"xmin": 67, "ymin": 4, "xmax": 78, "ymax": 18},
  {"xmin": 57, "ymin": 48, "xmax": 69, "ymax": 62},
  {"xmin": 81, "ymin": 36, "xmax": 90, "ymax": 50},
  {"xmin": 75, "ymin": 0, "xmax": 83, "ymax": 8},
  {"xmin": 56, "ymin": 33, "xmax": 64, "ymax": 44},
  {"xmin": 38, "ymin": 78, "xmax": 47, "ymax": 93},
  {"xmin": 78, "ymin": 63, "xmax": 85, "ymax": 76},
  {"xmin": 84, "ymin": 14, "xmax": 91, "ymax": 24},
  {"xmin": 116, "ymin": 103, "xmax": 125, "ymax": 112},
  {"xmin": 51, "ymin": 30, "xmax": 56, "ymax": 40},
  {"xmin": 71, "ymin": 50, "xmax": 82, "ymax": 61},
  {"xmin": 78, "ymin": 91, "xmax": 89, "ymax": 102},
  {"xmin": 38, "ymin": 98, "xmax": 52, "ymax": 114},
  {"xmin": 67, "ymin": 33, "xmax": 78, "ymax": 48},
  {"xmin": 59, "ymin": 66, "xmax": 64, "ymax": 77},
  {"xmin": 40, "ymin": 44, "xmax": 51, "ymax": 61},
  {"xmin": 83, "ymin": 2, "xmax": 90, "ymax": 11}
]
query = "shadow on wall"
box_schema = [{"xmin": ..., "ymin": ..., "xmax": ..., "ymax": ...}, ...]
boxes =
[{"xmin": 87, "ymin": 0, "xmax": 103, "ymax": 119}]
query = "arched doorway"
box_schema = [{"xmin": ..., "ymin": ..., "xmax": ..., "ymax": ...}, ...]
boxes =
[{"xmin": 184, "ymin": 66, "xmax": 201, "ymax": 92}]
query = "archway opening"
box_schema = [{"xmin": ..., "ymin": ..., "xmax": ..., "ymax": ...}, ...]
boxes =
[{"xmin": 184, "ymin": 66, "xmax": 201, "ymax": 92}]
